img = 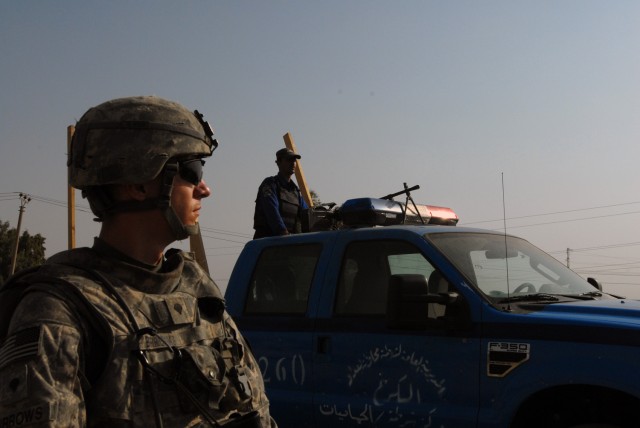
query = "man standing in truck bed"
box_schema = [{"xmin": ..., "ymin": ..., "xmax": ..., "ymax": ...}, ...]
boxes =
[
  {"xmin": 253, "ymin": 148, "xmax": 308, "ymax": 239},
  {"xmin": 0, "ymin": 96, "xmax": 275, "ymax": 427}
]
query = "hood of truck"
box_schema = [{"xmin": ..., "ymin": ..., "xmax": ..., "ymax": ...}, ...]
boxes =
[
  {"xmin": 531, "ymin": 298, "xmax": 640, "ymax": 325},
  {"xmin": 485, "ymin": 298, "xmax": 640, "ymax": 347}
]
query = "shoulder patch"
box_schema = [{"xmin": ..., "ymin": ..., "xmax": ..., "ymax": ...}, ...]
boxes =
[{"xmin": 0, "ymin": 326, "xmax": 43, "ymax": 370}]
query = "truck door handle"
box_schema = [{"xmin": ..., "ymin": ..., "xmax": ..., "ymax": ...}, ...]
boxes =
[{"xmin": 317, "ymin": 336, "xmax": 331, "ymax": 354}]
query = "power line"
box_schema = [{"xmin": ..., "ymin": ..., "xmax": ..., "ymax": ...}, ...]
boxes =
[
  {"xmin": 593, "ymin": 281, "xmax": 640, "ymax": 286},
  {"xmin": 2, "ymin": 193, "xmax": 256, "ymax": 241},
  {"xmin": 201, "ymin": 229, "xmax": 247, "ymax": 244},
  {"xmin": 4, "ymin": 192, "xmax": 640, "ymax": 239},
  {"xmin": 580, "ymin": 272, "xmax": 640, "ymax": 278},
  {"xmin": 205, "ymin": 245, "xmax": 245, "ymax": 250},
  {"xmin": 548, "ymin": 241, "xmax": 640, "ymax": 256},
  {"xmin": 23, "ymin": 194, "xmax": 94, "ymax": 214},
  {"xmin": 575, "ymin": 263, "xmax": 640, "ymax": 273},
  {"xmin": 482, "ymin": 209, "xmax": 640, "ymax": 231},
  {"xmin": 205, "ymin": 253, "xmax": 242, "ymax": 257},
  {"xmin": 465, "ymin": 200, "xmax": 640, "ymax": 226},
  {"xmin": 199, "ymin": 226, "xmax": 252, "ymax": 239},
  {"xmin": 4, "ymin": 192, "xmax": 640, "ymax": 278}
]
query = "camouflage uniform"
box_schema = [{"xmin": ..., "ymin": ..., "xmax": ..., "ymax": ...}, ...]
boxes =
[{"xmin": 0, "ymin": 239, "xmax": 272, "ymax": 427}]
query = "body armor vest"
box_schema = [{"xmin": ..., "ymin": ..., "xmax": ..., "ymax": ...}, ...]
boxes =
[
  {"xmin": 253, "ymin": 176, "xmax": 301, "ymax": 236},
  {"xmin": 9, "ymin": 247, "xmax": 271, "ymax": 427},
  {"xmin": 276, "ymin": 183, "xmax": 301, "ymax": 234}
]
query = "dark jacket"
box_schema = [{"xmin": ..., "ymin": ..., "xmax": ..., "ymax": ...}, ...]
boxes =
[{"xmin": 253, "ymin": 175, "xmax": 308, "ymax": 239}]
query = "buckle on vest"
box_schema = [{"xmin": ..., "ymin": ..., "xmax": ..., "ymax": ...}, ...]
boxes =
[{"xmin": 230, "ymin": 366, "xmax": 251, "ymax": 400}]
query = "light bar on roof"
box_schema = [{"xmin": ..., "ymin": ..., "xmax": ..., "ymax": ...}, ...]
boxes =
[
  {"xmin": 340, "ymin": 198, "xmax": 459, "ymax": 227},
  {"xmin": 403, "ymin": 203, "xmax": 459, "ymax": 226}
]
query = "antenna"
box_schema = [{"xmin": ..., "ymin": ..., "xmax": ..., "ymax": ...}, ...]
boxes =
[{"xmin": 501, "ymin": 173, "xmax": 512, "ymax": 312}]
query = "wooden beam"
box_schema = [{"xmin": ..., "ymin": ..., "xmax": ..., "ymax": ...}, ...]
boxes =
[
  {"xmin": 67, "ymin": 126, "xmax": 76, "ymax": 249},
  {"xmin": 283, "ymin": 132, "xmax": 313, "ymax": 207},
  {"xmin": 190, "ymin": 225, "xmax": 209, "ymax": 274}
]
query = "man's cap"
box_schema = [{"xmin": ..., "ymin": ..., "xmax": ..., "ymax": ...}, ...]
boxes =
[{"xmin": 276, "ymin": 148, "xmax": 301, "ymax": 160}]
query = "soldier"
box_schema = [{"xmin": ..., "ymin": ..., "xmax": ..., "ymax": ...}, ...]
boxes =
[
  {"xmin": 252, "ymin": 148, "xmax": 308, "ymax": 239},
  {"xmin": 0, "ymin": 96, "xmax": 276, "ymax": 427}
]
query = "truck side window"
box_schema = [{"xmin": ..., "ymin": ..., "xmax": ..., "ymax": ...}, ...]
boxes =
[
  {"xmin": 335, "ymin": 240, "xmax": 438, "ymax": 316},
  {"xmin": 244, "ymin": 244, "xmax": 321, "ymax": 315}
]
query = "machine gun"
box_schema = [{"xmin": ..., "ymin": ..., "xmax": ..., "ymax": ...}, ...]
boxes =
[{"xmin": 380, "ymin": 183, "xmax": 425, "ymax": 224}]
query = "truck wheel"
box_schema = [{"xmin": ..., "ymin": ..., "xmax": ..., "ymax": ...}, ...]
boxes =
[
  {"xmin": 569, "ymin": 425, "xmax": 621, "ymax": 428},
  {"xmin": 512, "ymin": 385, "xmax": 639, "ymax": 428}
]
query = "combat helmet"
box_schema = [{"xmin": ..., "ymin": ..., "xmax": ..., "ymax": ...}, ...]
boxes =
[{"xmin": 69, "ymin": 95, "xmax": 218, "ymax": 239}]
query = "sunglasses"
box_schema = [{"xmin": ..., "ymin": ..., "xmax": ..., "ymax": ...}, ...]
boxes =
[{"xmin": 177, "ymin": 158, "xmax": 205, "ymax": 186}]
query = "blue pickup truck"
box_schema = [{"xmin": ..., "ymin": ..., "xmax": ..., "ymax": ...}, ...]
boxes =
[{"xmin": 224, "ymin": 198, "xmax": 640, "ymax": 427}]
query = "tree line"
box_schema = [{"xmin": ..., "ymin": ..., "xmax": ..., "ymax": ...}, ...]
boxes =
[{"xmin": 0, "ymin": 220, "xmax": 46, "ymax": 285}]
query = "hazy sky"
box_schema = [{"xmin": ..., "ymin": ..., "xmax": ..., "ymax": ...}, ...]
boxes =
[{"xmin": 1, "ymin": 1, "xmax": 639, "ymax": 297}]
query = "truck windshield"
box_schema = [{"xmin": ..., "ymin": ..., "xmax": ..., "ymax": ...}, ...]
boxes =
[{"xmin": 426, "ymin": 232, "xmax": 598, "ymax": 301}]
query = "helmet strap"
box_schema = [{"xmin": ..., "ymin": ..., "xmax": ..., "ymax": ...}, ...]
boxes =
[
  {"xmin": 89, "ymin": 162, "xmax": 197, "ymax": 241},
  {"xmin": 158, "ymin": 162, "xmax": 197, "ymax": 241},
  {"xmin": 84, "ymin": 186, "xmax": 167, "ymax": 221},
  {"xmin": 82, "ymin": 187, "xmax": 112, "ymax": 221}
]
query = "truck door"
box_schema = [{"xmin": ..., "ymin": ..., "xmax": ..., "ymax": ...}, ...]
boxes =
[
  {"xmin": 238, "ymin": 242, "xmax": 324, "ymax": 427},
  {"xmin": 313, "ymin": 237, "xmax": 480, "ymax": 427}
]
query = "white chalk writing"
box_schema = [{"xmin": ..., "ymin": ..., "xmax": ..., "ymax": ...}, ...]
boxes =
[{"xmin": 258, "ymin": 354, "xmax": 306, "ymax": 385}]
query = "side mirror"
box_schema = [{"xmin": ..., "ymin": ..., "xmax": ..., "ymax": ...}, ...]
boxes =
[
  {"xmin": 386, "ymin": 274, "xmax": 456, "ymax": 329},
  {"xmin": 587, "ymin": 277, "xmax": 603, "ymax": 291},
  {"xmin": 386, "ymin": 274, "xmax": 429, "ymax": 329}
]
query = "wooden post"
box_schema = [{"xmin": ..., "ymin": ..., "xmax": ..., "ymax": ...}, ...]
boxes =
[
  {"xmin": 67, "ymin": 126, "xmax": 76, "ymax": 249},
  {"xmin": 283, "ymin": 132, "xmax": 313, "ymax": 207}
]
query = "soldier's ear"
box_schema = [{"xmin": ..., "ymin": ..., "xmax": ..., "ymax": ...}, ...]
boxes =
[{"xmin": 119, "ymin": 184, "xmax": 147, "ymax": 201}]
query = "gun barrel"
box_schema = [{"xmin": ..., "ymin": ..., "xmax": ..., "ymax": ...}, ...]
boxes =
[{"xmin": 380, "ymin": 184, "xmax": 420, "ymax": 200}]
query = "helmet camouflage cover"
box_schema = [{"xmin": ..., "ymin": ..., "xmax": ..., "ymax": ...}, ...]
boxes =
[{"xmin": 69, "ymin": 96, "xmax": 217, "ymax": 189}]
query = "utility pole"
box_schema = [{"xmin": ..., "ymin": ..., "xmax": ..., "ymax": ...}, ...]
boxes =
[
  {"xmin": 9, "ymin": 193, "xmax": 32, "ymax": 276},
  {"xmin": 566, "ymin": 248, "xmax": 570, "ymax": 268}
]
